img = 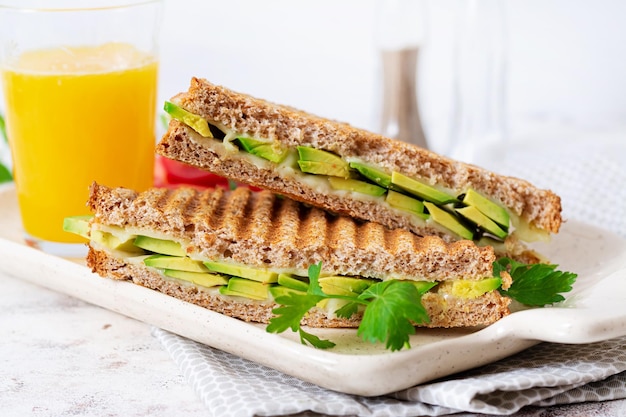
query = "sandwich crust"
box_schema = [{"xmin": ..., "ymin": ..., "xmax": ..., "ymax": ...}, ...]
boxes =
[
  {"xmin": 158, "ymin": 77, "xmax": 562, "ymax": 235},
  {"xmin": 87, "ymin": 247, "xmax": 510, "ymax": 329}
]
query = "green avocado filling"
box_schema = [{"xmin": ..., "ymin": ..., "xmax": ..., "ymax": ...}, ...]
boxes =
[
  {"xmin": 164, "ymin": 102, "xmax": 515, "ymax": 242},
  {"xmin": 63, "ymin": 217, "xmax": 502, "ymax": 305}
]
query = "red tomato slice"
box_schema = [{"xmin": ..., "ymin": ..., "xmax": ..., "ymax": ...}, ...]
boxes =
[{"xmin": 154, "ymin": 156, "xmax": 229, "ymax": 189}]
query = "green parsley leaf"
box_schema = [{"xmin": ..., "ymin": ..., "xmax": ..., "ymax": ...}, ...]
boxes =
[
  {"xmin": 306, "ymin": 262, "xmax": 326, "ymax": 297},
  {"xmin": 496, "ymin": 258, "xmax": 577, "ymax": 306},
  {"xmin": 334, "ymin": 301, "xmax": 359, "ymax": 319},
  {"xmin": 299, "ymin": 328, "xmax": 336, "ymax": 349},
  {"xmin": 268, "ymin": 261, "xmax": 430, "ymax": 351},
  {"xmin": 357, "ymin": 280, "xmax": 430, "ymax": 351},
  {"xmin": 0, "ymin": 112, "xmax": 13, "ymax": 183},
  {"xmin": 0, "ymin": 112, "xmax": 7, "ymax": 144},
  {"xmin": 266, "ymin": 291, "xmax": 323, "ymax": 334},
  {"xmin": 0, "ymin": 163, "xmax": 11, "ymax": 183},
  {"xmin": 267, "ymin": 261, "xmax": 337, "ymax": 349}
]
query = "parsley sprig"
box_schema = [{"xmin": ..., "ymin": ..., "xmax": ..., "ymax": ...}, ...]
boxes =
[
  {"xmin": 495, "ymin": 257, "xmax": 577, "ymax": 306},
  {"xmin": 266, "ymin": 262, "xmax": 430, "ymax": 351},
  {"xmin": 0, "ymin": 113, "xmax": 12, "ymax": 184},
  {"xmin": 267, "ymin": 258, "xmax": 577, "ymax": 352}
]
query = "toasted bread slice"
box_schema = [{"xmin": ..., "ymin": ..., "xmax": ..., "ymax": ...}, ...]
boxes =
[
  {"xmin": 155, "ymin": 78, "xmax": 561, "ymax": 261},
  {"xmin": 84, "ymin": 183, "xmax": 511, "ymax": 328},
  {"xmin": 88, "ymin": 183, "xmax": 495, "ymax": 281},
  {"xmin": 87, "ymin": 247, "xmax": 510, "ymax": 328}
]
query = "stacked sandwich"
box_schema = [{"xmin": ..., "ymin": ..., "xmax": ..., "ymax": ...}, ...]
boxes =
[{"xmin": 66, "ymin": 79, "xmax": 574, "ymax": 350}]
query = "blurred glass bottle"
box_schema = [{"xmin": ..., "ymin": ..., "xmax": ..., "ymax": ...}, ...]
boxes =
[
  {"xmin": 374, "ymin": 0, "xmax": 428, "ymax": 149},
  {"xmin": 449, "ymin": 0, "xmax": 507, "ymax": 165}
]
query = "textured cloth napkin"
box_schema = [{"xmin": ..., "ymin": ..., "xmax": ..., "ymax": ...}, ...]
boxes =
[
  {"xmin": 153, "ymin": 138, "xmax": 626, "ymax": 416},
  {"xmin": 152, "ymin": 328, "xmax": 626, "ymax": 417}
]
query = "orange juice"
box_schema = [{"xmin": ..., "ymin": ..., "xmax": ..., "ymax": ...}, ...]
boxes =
[{"xmin": 2, "ymin": 43, "xmax": 157, "ymax": 243}]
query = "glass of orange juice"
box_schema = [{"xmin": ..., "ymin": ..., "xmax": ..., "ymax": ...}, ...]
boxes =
[{"xmin": 0, "ymin": 0, "xmax": 162, "ymax": 256}]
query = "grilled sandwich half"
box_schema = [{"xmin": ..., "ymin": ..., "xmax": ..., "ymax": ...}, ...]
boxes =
[
  {"xmin": 72, "ymin": 183, "xmax": 512, "ymax": 329},
  {"xmin": 156, "ymin": 78, "xmax": 562, "ymax": 263}
]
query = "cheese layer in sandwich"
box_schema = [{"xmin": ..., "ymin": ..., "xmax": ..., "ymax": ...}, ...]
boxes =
[
  {"xmin": 156, "ymin": 78, "xmax": 562, "ymax": 263},
  {"xmin": 79, "ymin": 183, "xmax": 512, "ymax": 329}
]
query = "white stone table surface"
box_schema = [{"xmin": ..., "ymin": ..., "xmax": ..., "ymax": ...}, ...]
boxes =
[{"xmin": 1, "ymin": 271, "xmax": 208, "ymax": 416}]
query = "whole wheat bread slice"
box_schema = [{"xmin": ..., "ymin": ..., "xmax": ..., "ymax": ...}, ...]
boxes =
[
  {"xmin": 156, "ymin": 78, "xmax": 561, "ymax": 236},
  {"xmin": 88, "ymin": 183, "xmax": 496, "ymax": 281},
  {"xmin": 85, "ymin": 183, "xmax": 511, "ymax": 328},
  {"xmin": 87, "ymin": 248, "xmax": 510, "ymax": 328}
]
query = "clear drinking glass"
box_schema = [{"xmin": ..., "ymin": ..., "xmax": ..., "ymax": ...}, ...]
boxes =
[{"xmin": 0, "ymin": 0, "xmax": 162, "ymax": 256}]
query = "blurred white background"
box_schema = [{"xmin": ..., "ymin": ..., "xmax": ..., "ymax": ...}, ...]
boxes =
[
  {"xmin": 157, "ymin": 0, "xmax": 626, "ymax": 151},
  {"xmin": 1, "ymin": 0, "xmax": 625, "ymax": 165}
]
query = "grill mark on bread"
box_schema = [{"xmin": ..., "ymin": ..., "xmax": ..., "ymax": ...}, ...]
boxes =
[
  {"xmin": 218, "ymin": 187, "xmax": 251, "ymax": 239},
  {"xmin": 163, "ymin": 187, "xmax": 197, "ymax": 234},
  {"xmin": 266, "ymin": 197, "xmax": 299, "ymax": 257},
  {"xmin": 295, "ymin": 206, "xmax": 329, "ymax": 260},
  {"xmin": 88, "ymin": 183, "xmax": 496, "ymax": 281},
  {"xmin": 359, "ymin": 221, "xmax": 386, "ymax": 254},
  {"xmin": 243, "ymin": 189, "xmax": 275, "ymax": 243},
  {"xmin": 182, "ymin": 188, "xmax": 203, "ymax": 233},
  {"xmin": 206, "ymin": 187, "xmax": 230, "ymax": 230},
  {"xmin": 194, "ymin": 186, "xmax": 224, "ymax": 233},
  {"xmin": 328, "ymin": 216, "xmax": 357, "ymax": 251}
]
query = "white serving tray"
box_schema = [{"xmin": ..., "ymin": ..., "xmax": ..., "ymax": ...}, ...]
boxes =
[{"xmin": 1, "ymin": 183, "xmax": 625, "ymax": 396}]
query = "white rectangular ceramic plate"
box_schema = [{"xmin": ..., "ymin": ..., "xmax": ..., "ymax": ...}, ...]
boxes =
[{"xmin": 1, "ymin": 183, "xmax": 626, "ymax": 396}]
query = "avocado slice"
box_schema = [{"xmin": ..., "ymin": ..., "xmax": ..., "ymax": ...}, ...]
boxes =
[
  {"xmin": 391, "ymin": 172, "xmax": 458, "ymax": 205},
  {"xmin": 91, "ymin": 230, "xmax": 144, "ymax": 253},
  {"xmin": 385, "ymin": 190, "xmax": 429, "ymax": 219},
  {"xmin": 277, "ymin": 273, "xmax": 309, "ymax": 292},
  {"xmin": 349, "ymin": 162, "xmax": 393, "ymax": 188},
  {"xmin": 456, "ymin": 206, "xmax": 508, "ymax": 239},
  {"xmin": 235, "ymin": 136, "xmax": 265, "ymax": 153},
  {"xmin": 63, "ymin": 217, "xmax": 143, "ymax": 253},
  {"xmin": 220, "ymin": 277, "xmax": 269, "ymax": 300},
  {"xmin": 249, "ymin": 143, "xmax": 289, "ymax": 163},
  {"xmin": 236, "ymin": 137, "xmax": 289, "ymax": 163},
  {"xmin": 163, "ymin": 101, "xmax": 213, "ymax": 138},
  {"xmin": 270, "ymin": 285, "xmax": 306, "ymax": 299},
  {"xmin": 327, "ymin": 177, "xmax": 386, "ymax": 197},
  {"xmin": 441, "ymin": 277, "xmax": 502, "ymax": 299},
  {"xmin": 144, "ymin": 254, "xmax": 209, "ymax": 273},
  {"xmin": 164, "ymin": 269, "xmax": 228, "ymax": 288},
  {"xmin": 62, "ymin": 215, "xmax": 92, "ymax": 239},
  {"xmin": 297, "ymin": 147, "xmax": 350, "ymax": 178},
  {"xmin": 298, "ymin": 146, "xmax": 345, "ymax": 164},
  {"xmin": 219, "ymin": 287, "xmax": 266, "ymax": 300},
  {"xmin": 319, "ymin": 276, "xmax": 375, "ymax": 296},
  {"xmin": 203, "ymin": 261, "xmax": 278, "ymax": 283},
  {"xmin": 297, "ymin": 161, "xmax": 351, "ymax": 178},
  {"xmin": 411, "ymin": 281, "xmax": 438, "ymax": 294},
  {"xmin": 423, "ymin": 202, "xmax": 475, "ymax": 240},
  {"xmin": 134, "ymin": 236, "xmax": 186, "ymax": 257},
  {"xmin": 461, "ymin": 189, "xmax": 509, "ymax": 229}
]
